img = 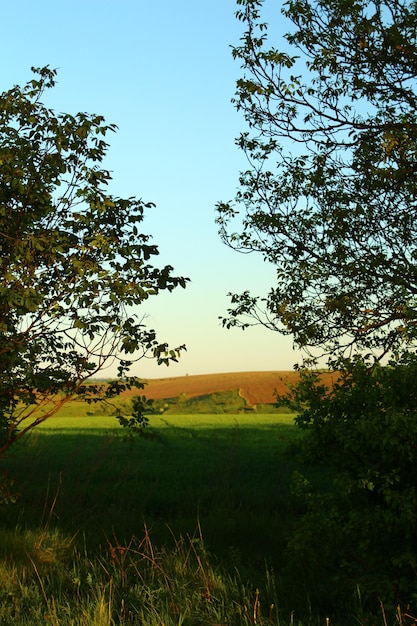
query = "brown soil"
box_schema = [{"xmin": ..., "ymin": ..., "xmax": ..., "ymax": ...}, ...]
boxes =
[{"xmin": 124, "ymin": 370, "xmax": 336, "ymax": 406}]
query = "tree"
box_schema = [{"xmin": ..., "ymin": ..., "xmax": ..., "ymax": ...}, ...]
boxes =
[
  {"xmin": 0, "ymin": 67, "xmax": 188, "ymax": 455},
  {"xmin": 216, "ymin": 0, "xmax": 417, "ymax": 361},
  {"xmin": 217, "ymin": 0, "xmax": 417, "ymax": 611}
]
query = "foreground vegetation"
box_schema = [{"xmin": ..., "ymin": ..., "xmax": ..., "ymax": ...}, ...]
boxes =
[
  {"xmin": 0, "ymin": 410, "xmax": 414, "ymax": 625},
  {"xmin": 0, "ymin": 522, "xmax": 282, "ymax": 626}
]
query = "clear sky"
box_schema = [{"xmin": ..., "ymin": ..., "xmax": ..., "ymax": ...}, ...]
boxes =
[{"xmin": 1, "ymin": 0, "xmax": 301, "ymax": 378}]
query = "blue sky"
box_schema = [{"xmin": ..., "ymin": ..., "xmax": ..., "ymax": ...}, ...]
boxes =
[{"xmin": 1, "ymin": 0, "xmax": 300, "ymax": 377}]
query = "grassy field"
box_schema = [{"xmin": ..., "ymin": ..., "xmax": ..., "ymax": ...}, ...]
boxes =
[
  {"xmin": 3, "ymin": 413, "xmax": 302, "ymax": 557},
  {"xmin": 0, "ymin": 395, "xmax": 393, "ymax": 625},
  {"xmin": 0, "ymin": 410, "xmax": 332, "ymax": 624}
]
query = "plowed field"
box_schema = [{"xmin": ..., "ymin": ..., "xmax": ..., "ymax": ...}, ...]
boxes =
[{"xmin": 124, "ymin": 370, "xmax": 336, "ymax": 406}]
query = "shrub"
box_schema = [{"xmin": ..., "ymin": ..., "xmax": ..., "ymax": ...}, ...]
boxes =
[{"xmin": 285, "ymin": 353, "xmax": 417, "ymax": 611}]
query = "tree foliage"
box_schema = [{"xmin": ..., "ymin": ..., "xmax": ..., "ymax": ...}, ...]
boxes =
[
  {"xmin": 0, "ymin": 67, "xmax": 188, "ymax": 454},
  {"xmin": 217, "ymin": 0, "xmax": 417, "ymax": 359},
  {"xmin": 218, "ymin": 0, "xmax": 417, "ymax": 610}
]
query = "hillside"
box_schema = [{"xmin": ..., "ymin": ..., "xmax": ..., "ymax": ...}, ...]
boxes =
[{"xmin": 125, "ymin": 370, "xmax": 336, "ymax": 407}]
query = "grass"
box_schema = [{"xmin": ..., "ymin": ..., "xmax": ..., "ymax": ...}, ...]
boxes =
[
  {"xmin": 0, "ymin": 410, "xmax": 407, "ymax": 624},
  {"xmin": 3, "ymin": 414, "xmax": 302, "ymax": 558},
  {"xmin": 150, "ymin": 388, "xmax": 290, "ymax": 414},
  {"xmin": 30, "ymin": 387, "xmax": 290, "ymax": 417},
  {"xmin": 0, "ymin": 521, "xmax": 296, "ymax": 625}
]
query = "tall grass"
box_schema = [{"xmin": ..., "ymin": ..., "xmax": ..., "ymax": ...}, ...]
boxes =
[{"xmin": 0, "ymin": 518, "xmax": 316, "ymax": 625}]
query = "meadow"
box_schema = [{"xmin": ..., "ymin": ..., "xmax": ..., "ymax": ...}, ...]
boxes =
[
  {"xmin": 5, "ymin": 412, "xmax": 301, "ymax": 553},
  {"xmin": 0, "ymin": 377, "xmax": 397, "ymax": 625}
]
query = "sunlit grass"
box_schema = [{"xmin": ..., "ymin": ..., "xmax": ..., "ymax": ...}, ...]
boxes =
[
  {"xmin": 0, "ymin": 519, "xmax": 323, "ymax": 626},
  {"xmin": 36, "ymin": 411, "xmax": 296, "ymax": 430}
]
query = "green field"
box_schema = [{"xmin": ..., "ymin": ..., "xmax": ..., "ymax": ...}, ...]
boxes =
[
  {"xmin": 4, "ymin": 413, "xmax": 302, "ymax": 556},
  {"xmin": 0, "ymin": 410, "xmax": 379, "ymax": 624},
  {"xmin": 0, "ymin": 411, "xmax": 319, "ymax": 624}
]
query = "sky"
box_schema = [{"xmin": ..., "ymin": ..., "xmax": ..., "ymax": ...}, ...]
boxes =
[{"xmin": 1, "ymin": 0, "xmax": 301, "ymax": 378}]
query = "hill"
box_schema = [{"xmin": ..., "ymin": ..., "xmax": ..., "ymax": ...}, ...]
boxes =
[{"xmin": 129, "ymin": 370, "xmax": 335, "ymax": 407}]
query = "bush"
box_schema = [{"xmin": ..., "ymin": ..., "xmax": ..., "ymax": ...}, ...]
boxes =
[{"xmin": 285, "ymin": 353, "xmax": 417, "ymax": 612}]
